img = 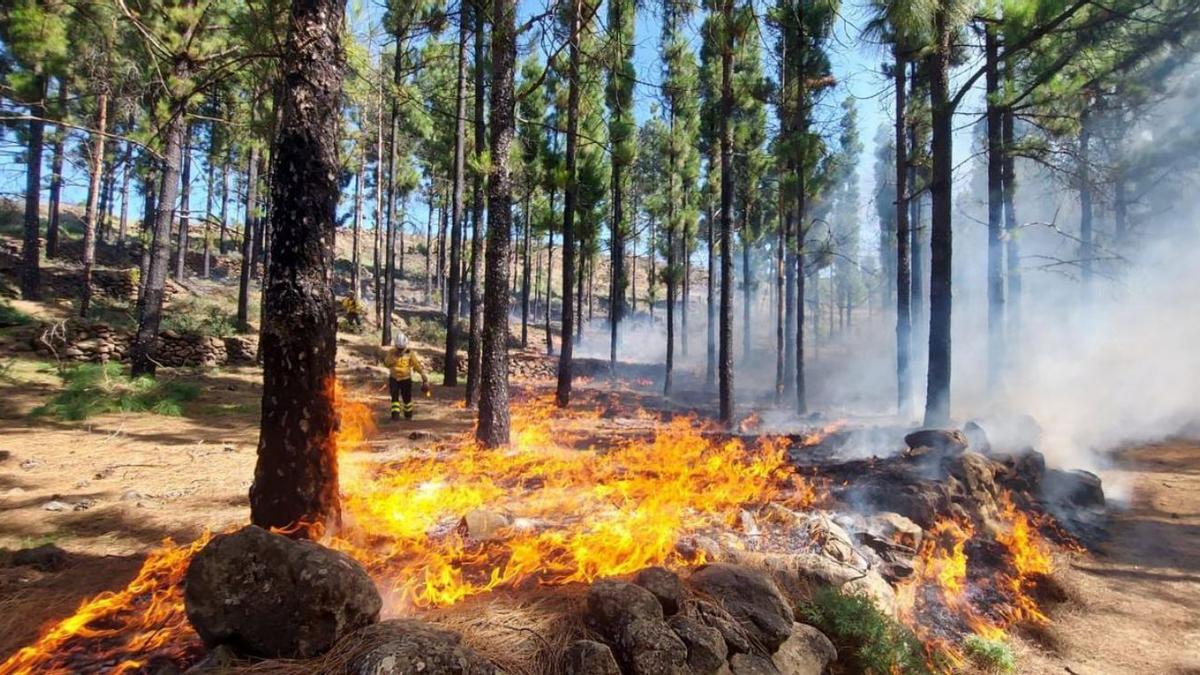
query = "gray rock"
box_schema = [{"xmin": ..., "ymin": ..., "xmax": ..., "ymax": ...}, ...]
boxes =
[
  {"xmin": 348, "ymin": 620, "xmax": 496, "ymax": 675},
  {"xmin": 1043, "ymin": 468, "xmax": 1105, "ymax": 509},
  {"xmin": 770, "ymin": 624, "xmax": 836, "ymax": 675},
  {"xmin": 585, "ymin": 578, "xmax": 663, "ymax": 639},
  {"xmin": 694, "ymin": 600, "xmax": 753, "ymax": 655},
  {"xmin": 668, "ymin": 614, "xmax": 728, "ymax": 674},
  {"xmin": 689, "ymin": 563, "xmax": 795, "ymax": 653},
  {"xmin": 615, "ymin": 618, "xmax": 689, "ymax": 675},
  {"xmin": 184, "ymin": 525, "xmax": 381, "ymax": 658},
  {"xmin": 729, "ymin": 653, "xmax": 781, "ymax": 675},
  {"xmin": 42, "ymin": 500, "xmax": 69, "ymax": 512},
  {"xmin": 563, "ymin": 640, "xmax": 621, "ymax": 675},
  {"xmin": 634, "ymin": 566, "xmax": 686, "ymax": 616}
]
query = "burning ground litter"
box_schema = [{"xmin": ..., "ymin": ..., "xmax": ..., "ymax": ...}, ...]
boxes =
[{"xmin": 0, "ymin": 381, "xmax": 1089, "ymax": 674}]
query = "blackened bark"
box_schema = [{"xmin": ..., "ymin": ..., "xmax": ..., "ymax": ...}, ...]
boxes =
[
  {"xmin": 775, "ymin": 193, "xmax": 784, "ymax": 402},
  {"xmin": 131, "ymin": 109, "xmax": 187, "ymax": 377},
  {"xmin": 20, "ymin": 74, "xmax": 46, "ymax": 300},
  {"xmin": 175, "ymin": 125, "xmax": 193, "ymax": 282},
  {"xmin": 119, "ymin": 141, "xmax": 133, "ymax": 247},
  {"xmin": 555, "ymin": 0, "xmax": 581, "ymax": 407},
  {"xmin": 909, "ymin": 63, "xmax": 924, "ymax": 334},
  {"xmin": 894, "ymin": 49, "xmax": 912, "ymax": 416},
  {"xmin": 250, "ymin": 0, "xmax": 345, "ymax": 534},
  {"xmin": 609, "ymin": 162, "xmax": 625, "ymax": 371},
  {"xmin": 1003, "ymin": 108, "xmax": 1019, "ymax": 348},
  {"xmin": 466, "ymin": 0, "xmax": 487, "ymax": 408},
  {"xmin": 46, "ymin": 81, "xmax": 67, "ymax": 260},
  {"xmin": 237, "ymin": 147, "xmax": 259, "ymax": 332},
  {"xmin": 373, "ymin": 67, "xmax": 385, "ymax": 325},
  {"xmin": 522, "ymin": 190, "xmax": 533, "ymax": 348},
  {"xmin": 784, "ymin": 191, "xmax": 795, "ymax": 396},
  {"xmin": 984, "ymin": 27, "xmax": 1004, "ymax": 391},
  {"xmin": 477, "ymin": 0, "xmax": 516, "ymax": 447},
  {"xmin": 923, "ymin": 15, "xmax": 953, "ymax": 427},
  {"xmin": 706, "ymin": 204, "xmax": 716, "ymax": 390},
  {"xmin": 545, "ymin": 187, "xmax": 555, "ymax": 354},
  {"xmin": 81, "ymin": 93, "xmax": 109, "ymax": 318},
  {"xmin": 718, "ymin": 16, "xmax": 734, "ymax": 425},
  {"xmin": 741, "ymin": 224, "xmax": 750, "ymax": 362},
  {"xmin": 383, "ymin": 122, "xmax": 397, "ymax": 346},
  {"xmin": 139, "ymin": 173, "xmax": 156, "ymax": 301},
  {"xmin": 444, "ymin": 12, "xmax": 470, "ymax": 386}
]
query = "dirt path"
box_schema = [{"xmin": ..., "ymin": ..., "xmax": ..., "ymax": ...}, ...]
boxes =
[{"xmin": 1017, "ymin": 440, "xmax": 1200, "ymax": 675}]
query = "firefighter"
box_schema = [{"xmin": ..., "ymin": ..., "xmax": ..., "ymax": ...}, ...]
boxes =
[{"xmin": 382, "ymin": 333, "xmax": 430, "ymax": 420}]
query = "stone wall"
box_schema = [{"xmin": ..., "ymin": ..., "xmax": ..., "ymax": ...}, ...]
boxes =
[{"xmin": 30, "ymin": 323, "xmax": 256, "ymax": 368}]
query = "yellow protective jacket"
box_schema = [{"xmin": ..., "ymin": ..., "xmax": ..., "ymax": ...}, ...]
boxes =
[{"xmin": 383, "ymin": 347, "xmax": 426, "ymax": 381}]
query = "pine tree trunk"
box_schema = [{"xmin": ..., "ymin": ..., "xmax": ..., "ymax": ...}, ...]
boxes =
[
  {"xmin": 466, "ymin": 0, "xmax": 487, "ymax": 408},
  {"xmin": 477, "ymin": 0, "xmax": 516, "ymax": 447},
  {"xmin": 352, "ymin": 161, "xmax": 363, "ymax": 300},
  {"xmin": 775, "ymin": 193, "xmax": 784, "ymax": 402},
  {"xmin": 444, "ymin": 12, "xmax": 470, "ymax": 386},
  {"xmin": 236, "ymin": 147, "xmax": 259, "ymax": 332},
  {"xmin": 545, "ymin": 187, "xmax": 555, "ymax": 355},
  {"xmin": 202, "ymin": 143, "xmax": 214, "ymax": 279},
  {"xmin": 908, "ymin": 64, "xmax": 924, "ymax": 336},
  {"xmin": 175, "ymin": 125, "xmax": 193, "ymax": 282},
  {"xmin": 46, "ymin": 81, "xmax": 67, "ymax": 260},
  {"xmin": 609, "ymin": 156, "xmax": 624, "ymax": 371},
  {"xmin": 374, "ymin": 65, "xmax": 385, "ymax": 326},
  {"xmin": 119, "ymin": 141, "xmax": 133, "ymax": 247},
  {"xmin": 741, "ymin": 225, "xmax": 750, "ymax": 362},
  {"xmin": 522, "ymin": 190, "xmax": 532, "ymax": 348},
  {"xmin": 21, "ymin": 73, "xmax": 47, "ymax": 300},
  {"xmin": 81, "ymin": 93, "xmax": 109, "ymax": 318},
  {"xmin": 924, "ymin": 15, "xmax": 954, "ymax": 427},
  {"xmin": 707, "ymin": 204, "xmax": 716, "ymax": 390},
  {"xmin": 555, "ymin": 0, "xmax": 581, "ymax": 407},
  {"xmin": 1002, "ymin": 106, "xmax": 1019, "ymax": 350},
  {"xmin": 665, "ymin": 126, "xmax": 676, "ymax": 396},
  {"xmin": 219, "ymin": 150, "xmax": 231, "ymax": 255},
  {"xmin": 894, "ymin": 48, "xmax": 911, "ymax": 416},
  {"xmin": 984, "ymin": 28, "xmax": 1005, "ymax": 391},
  {"xmin": 250, "ymin": 0, "xmax": 345, "ymax": 534},
  {"xmin": 131, "ymin": 105, "xmax": 188, "ymax": 377},
  {"xmin": 425, "ymin": 190, "xmax": 435, "ymax": 303},
  {"xmin": 1079, "ymin": 106, "xmax": 1093, "ymax": 301},
  {"xmin": 718, "ymin": 12, "xmax": 735, "ymax": 425}
]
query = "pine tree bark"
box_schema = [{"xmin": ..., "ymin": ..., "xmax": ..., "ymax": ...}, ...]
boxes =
[
  {"xmin": 477, "ymin": 0, "xmax": 516, "ymax": 447},
  {"xmin": 131, "ymin": 107, "xmax": 187, "ymax": 377},
  {"xmin": 466, "ymin": 0, "xmax": 487, "ymax": 408},
  {"xmin": 1002, "ymin": 106, "xmax": 1019, "ymax": 351},
  {"xmin": 555, "ymin": 0, "xmax": 582, "ymax": 407},
  {"xmin": 984, "ymin": 27, "xmax": 1005, "ymax": 391},
  {"xmin": 20, "ymin": 73, "xmax": 47, "ymax": 300},
  {"xmin": 236, "ymin": 147, "xmax": 259, "ymax": 332},
  {"xmin": 718, "ymin": 8, "xmax": 735, "ymax": 425},
  {"xmin": 522, "ymin": 190, "xmax": 533, "ymax": 348},
  {"xmin": 545, "ymin": 188, "xmax": 556, "ymax": 354},
  {"xmin": 444, "ymin": 11, "xmax": 470, "ymax": 386},
  {"xmin": 81, "ymin": 93, "xmax": 109, "ymax": 318},
  {"xmin": 175, "ymin": 125, "xmax": 194, "ymax": 282},
  {"xmin": 119, "ymin": 141, "xmax": 133, "ymax": 247},
  {"xmin": 352, "ymin": 159, "xmax": 363, "ymax": 300},
  {"xmin": 1079, "ymin": 106, "xmax": 1093, "ymax": 302},
  {"xmin": 250, "ymin": 0, "xmax": 346, "ymax": 535},
  {"xmin": 46, "ymin": 81, "xmax": 67, "ymax": 260},
  {"xmin": 923, "ymin": 13, "xmax": 954, "ymax": 427}
]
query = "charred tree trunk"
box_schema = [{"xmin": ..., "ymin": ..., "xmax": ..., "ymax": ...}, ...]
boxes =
[
  {"xmin": 1078, "ymin": 106, "xmax": 1093, "ymax": 302},
  {"xmin": 477, "ymin": 0, "xmax": 516, "ymax": 447},
  {"xmin": 894, "ymin": 50, "xmax": 912, "ymax": 416},
  {"xmin": 609, "ymin": 159, "xmax": 625, "ymax": 372},
  {"xmin": 250, "ymin": 0, "xmax": 345, "ymax": 534},
  {"xmin": 718, "ymin": 16, "xmax": 735, "ymax": 425},
  {"xmin": 522, "ymin": 190, "xmax": 533, "ymax": 348},
  {"xmin": 923, "ymin": 16, "xmax": 953, "ymax": 427},
  {"xmin": 352, "ymin": 160, "xmax": 363, "ymax": 300},
  {"xmin": 555, "ymin": 0, "xmax": 581, "ymax": 407},
  {"xmin": 119, "ymin": 141, "xmax": 133, "ymax": 247},
  {"xmin": 236, "ymin": 147, "xmax": 259, "ymax": 332},
  {"xmin": 20, "ymin": 73, "xmax": 47, "ymax": 300},
  {"xmin": 373, "ymin": 66, "xmax": 385, "ymax": 326},
  {"xmin": 81, "ymin": 93, "xmax": 109, "ymax": 318},
  {"xmin": 175, "ymin": 125, "xmax": 193, "ymax": 282},
  {"xmin": 545, "ymin": 187, "xmax": 556, "ymax": 355},
  {"xmin": 1002, "ymin": 108, "xmax": 1019, "ymax": 351},
  {"xmin": 444, "ymin": 12, "xmax": 470, "ymax": 386},
  {"xmin": 131, "ymin": 106, "xmax": 188, "ymax": 377},
  {"xmin": 466, "ymin": 0, "xmax": 487, "ymax": 408},
  {"xmin": 784, "ymin": 190, "xmax": 795, "ymax": 396},
  {"xmin": 985, "ymin": 27, "xmax": 1005, "ymax": 392},
  {"xmin": 741, "ymin": 224, "xmax": 750, "ymax": 362},
  {"xmin": 46, "ymin": 81, "xmax": 67, "ymax": 260},
  {"xmin": 775, "ymin": 194, "xmax": 785, "ymax": 402}
]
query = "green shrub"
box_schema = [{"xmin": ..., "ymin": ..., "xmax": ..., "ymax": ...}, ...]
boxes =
[
  {"xmin": 964, "ymin": 635, "xmax": 1015, "ymax": 673},
  {"xmin": 798, "ymin": 587, "xmax": 938, "ymax": 675},
  {"xmin": 33, "ymin": 362, "xmax": 200, "ymax": 420},
  {"xmin": 406, "ymin": 316, "xmax": 446, "ymax": 346},
  {"xmin": 0, "ymin": 301, "xmax": 31, "ymax": 327},
  {"xmin": 161, "ymin": 297, "xmax": 237, "ymax": 337}
]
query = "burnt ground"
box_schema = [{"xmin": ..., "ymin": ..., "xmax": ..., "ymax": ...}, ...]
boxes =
[{"xmin": 0, "ymin": 352, "xmax": 1197, "ymax": 673}]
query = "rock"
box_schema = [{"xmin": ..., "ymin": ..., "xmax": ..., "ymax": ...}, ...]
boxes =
[
  {"xmin": 12, "ymin": 543, "xmax": 69, "ymax": 571},
  {"xmin": 184, "ymin": 525, "xmax": 381, "ymax": 658},
  {"xmin": 585, "ymin": 578, "xmax": 663, "ymax": 640},
  {"xmin": 121, "ymin": 489, "xmax": 144, "ymax": 501},
  {"xmin": 563, "ymin": 640, "xmax": 621, "ymax": 675},
  {"xmin": 864, "ymin": 512, "xmax": 923, "ymax": 550},
  {"xmin": 73, "ymin": 498, "xmax": 96, "ymax": 511},
  {"xmin": 694, "ymin": 600, "xmax": 753, "ymax": 655},
  {"xmin": 771, "ymin": 624, "xmax": 836, "ymax": 675},
  {"xmin": 904, "ymin": 429, "xmax": 968, "ymax": 455},
  {"xmin": 0, "ymin": 450, "xmax": 10, "ymax": 463},
  {"xmin": 962, "ymin": 421, "xmax": 991, "ymax": 454},
  {"xmin": 347, "ymin": 619, "xmax": 496, "ymax": 675},
  {"xmin": 788, "ymin": 552, "xmax": 897, "ymax": 617},
  {"xmin": 729, "ymin": 653, "xmax": 780, "ymax": 675},
  {"xmin": 689, "ymin": 563, "xmax": 795, "ymax": 653},
  {"xmin": 20, "ymin": 458, "xmax": 40, "ymax": 470},
  {"xmin": 634, "ymin": 566, "xmax": 686, "ymax": 616},
  {"xmin": 1042, "ymin": 469, "xmax": 1105, "ymax": 509},
  {"xmin": 457, "ymin": 510, "xmax": 512, "ymax": 541},
  {"xmin": 668, "ymin": 614, "xmax": 728, "ymax": 674},
  {"xmin": 42, "ymin": 500, "xmax": 69, "ymax": 512},
  {"xmin": 615, "ymin": 618, "xmax": 689, "ymax": 675}
]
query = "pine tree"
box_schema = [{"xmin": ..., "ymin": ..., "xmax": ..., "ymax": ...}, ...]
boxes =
[{"xmin": 605, "ymin": 0, "xmax": 636, "ymax": 372}]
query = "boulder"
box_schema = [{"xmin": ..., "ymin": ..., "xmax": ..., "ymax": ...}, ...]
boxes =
[
  {"xmin": 585, "ymin": 578, "xmax": 663, "ymax": 640},
  {"xmin": 563, "ymin": 640, "xmax": 621, "ymax": 675},
  {"xmin": 689, "ymin": 563, "xmax": 794, "ymax": 653},
  {"xmin": 634, "ymin": 566, "xmax": 686, "ymax": 616},
  {"xmin": 694, "ymin": 600, "xmax": 754, "ymax": 655},
  {"xmin": 667, "ymin": 614, "xmax": 728, "ymax": 674},
  {"xmin": 184, "ymin": 525, "xmax": 381, "ymax": 658},
  {"xmin": 729, "ymin": 653, "xmax": 780, "ymax": 675},
  {"xmin": 904, "ymin": 429, "xmax": 968, "ymax": 455},
  {"xmin": 615, "ymin": 618, "xmax": 689, "ymax": 675},
  {"xmin": 1042, "ymin": 469, "xmax": 1105, "ymax": 509},
  {"xmin": 770, "ymin": 624, "xmax": 836, "ymax": 675},
  {"xmin": 347, "ymin": 620, "xmax": 496, "ymax": 675}
]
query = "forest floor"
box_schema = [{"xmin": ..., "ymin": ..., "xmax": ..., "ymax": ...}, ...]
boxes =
[{"xmin": 1, "ymin": 350, "xmax": 1197, "ymax": 673}]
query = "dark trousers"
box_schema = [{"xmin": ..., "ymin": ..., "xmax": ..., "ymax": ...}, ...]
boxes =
[{"xmin": 389, "ymin": 378, "xmax": 413, "ymax": 418}]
